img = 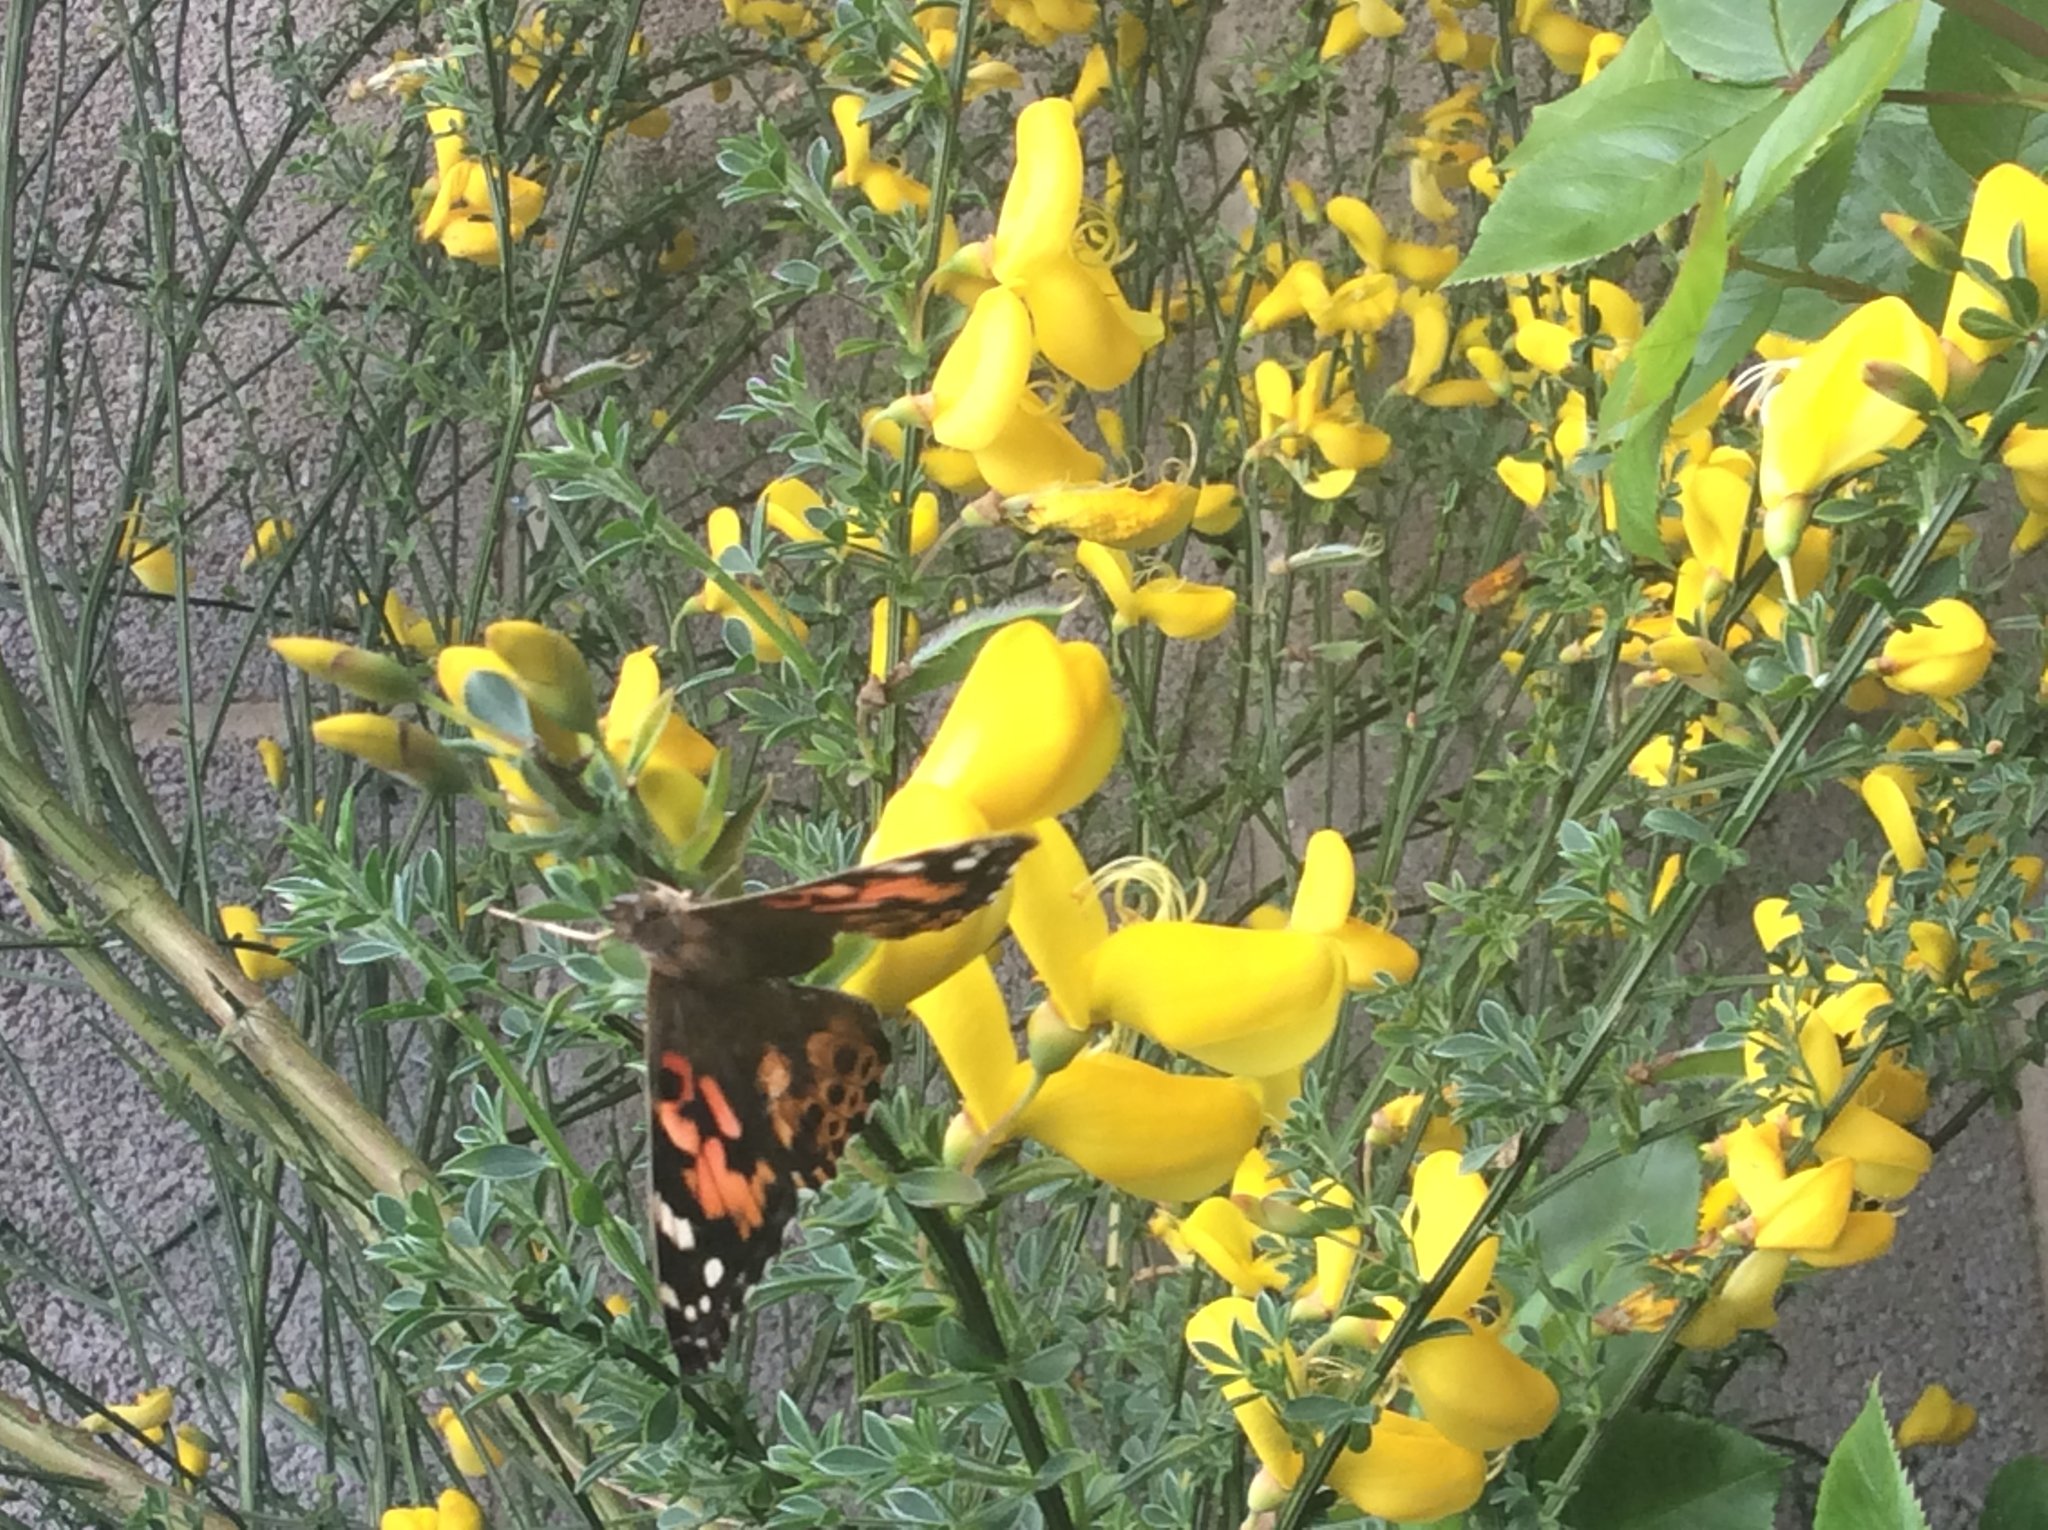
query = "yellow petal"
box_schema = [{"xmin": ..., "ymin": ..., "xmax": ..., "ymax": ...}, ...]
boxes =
[
  {"xmin": 1402, "ymin": 1325, "xmax": 1560, "ymax": 1451},
  {"xmin": 1178, "ymin": 1196, "xmax": 1288, "ymax": 1295},
  {"xmin": 1941, "ymin": 162, "xmax": 2048, "ymax": 363},
  {"xmin": 1016, "ymin": 1053, "xmax": 1265, "ymax": 1200},
  {"xmin": 992, "ymin": 98, "xmax": 1083, "ymax": 284},
  {"xmin": 1324, "ymin": 1411, "xmax": 1486, "ymax": 1522},
  {"xmin": 220, "ymin": 904, "xmax": 294, "ymax": 982},
  {"xmin": 907, "ymin": 620, "xmax": 1120, "ymax": 830},
  {"xmin": 931, "ymin": 287, "xmax": 1034, "ymax": 451},
  {"xmin": 1007, "ymin": 817, "xmax": 1107, "ymax": 1026},
  {"xmin": 1815, "ymin": 1104, "xmax": 1931, "ymax": 1199},
  {"xmin": 1088, "ymin": 922, "xmax": 1346, "ymax": 1076},
  {"xmin": 909, "ymin": 955, "xmax": 1029, "ymax": 1129},
  {"xmin": 1405, "ymin": 1150, "xmax": 1497, "ymax": 1320}
]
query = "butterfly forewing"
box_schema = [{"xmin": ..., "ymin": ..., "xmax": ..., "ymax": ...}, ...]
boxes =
[{"xmin": 617, "ymin": 833, "xmax": 1033, "ymax": 1372}]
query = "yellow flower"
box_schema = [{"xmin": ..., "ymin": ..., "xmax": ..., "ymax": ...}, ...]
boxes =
[
  {"xmin": 1404, "ymin": 1151, "xmax": 1495, "ymax": 1320},
  {"xmin": 1075, "ymin": 543, "xmax": 1237, "ymax": 640},
  {"xmin": 80, "ymin": 1385, "xmax": 174, "ymax": 1434},
  {"xmin": 1367, "ymin": 1091, "xmax": 1465, "ymax": 1153},
  {"xmin": 1942, "ymin": 162, "xmax": 2048, "ymax": 363},
  {"xmin": 437, "ymin": 644, "xmax": 581, "ymax": 761},
  {"xmin": 600, "ymin": 647, "xmax": 715, "ymax": 847},
  {"xmin": 928, "ymin": 287, "xmax": 1036, "ymax": 450},
  {"xmin": 1401, "ymin": 1319, "xmax": 1560, "ymax": 1451},
  {"xmin": 280, "ymin": 1390, "xmax": 319, "ymax": 1422},
  {"xmin": 904, "ymin": 620, "xmax": 1120, "ymax": 831},
  {"xmin": 1285, "ymin": 827, "xmax": 1418, "ymax": 990},
  {"xmin": 1086, "ymin": 920, "xmax": 1346, "ymax": 1076},
  {"xmin": 1253, "ymin": 352, "xmax": 1392, "ymax": 498},
  {"xmin": 433, "ymin": 1404, "xmax": 503, "ymax": 1477},
  {"xmin": 312, "ymin": 713, "xmax": 468, "ymax": 793},
  {"xmin": 485, "ymin": 620, "xmax": 599, "ymax": 734},
  {"xmin": 1023, "ymin": 482, "xmax": 1196, "ymax": 550},
  {"xmin": 2000, "ymin": 422, "xmax": 2048, "ymax": 553},
  {"xmin": 220, "ymin": 904, "xmax": 294, "ymax": 982},
  {"xmin": 915, "ymin": 957, "xmax": 1264, "ymax": 1199},
  {"xmin": 690, "ymin": 507, "xmax": 810, "ymax": 662},
  {"xmin": 1875, "ymin": 598, "xmax": 1994, "ymax": 698},
  {"xmin": 270, "ymin": 636, "xmax": 423, "ymax": 705},
  {"xmin": 241, "ymin": 516, "xmax": 293, "ymax": 568},
  {"xmin": 417, "ymin": 109, "xmax": 545, "ymax": 266},
  {"xmin": 116, "ymin": 509, "xmax": 178, "ymax": 594},
  {"xmin": 1897, "ymin": 1383, "xmax": 1977, "ymax": 1447},
  {"xmin": 1859, "ymin": 763, "xmax": 1927, "ymax": 872},
  {"xmin": 969, "ymin": 391, "xmax": 1106, "ymax": 495},
  {"xmin": 1757, "ymin": 296, "xmax": 1946, "ymax": 564},
  {"xmin": 174, "ymin": 1423, "xmax": 212, "ymax": 1481},
  {"xmin": 1321, "ymin": 0, "xmax": 1406, "ymax": 58},
  {"xmin": 1175, "ymin": 1195, "xmax": 1289, "ymax": 1295},
  {"xmin": 256, "ymin": 736, "xmax": 288, "ymax": 791},
  {"xmin": 829, "ymin": 94, "xmax": 930, "ymax": 214},
  {"xmin": 988, "ymin": 0, "xmax": 1098, "ymax": 44}
]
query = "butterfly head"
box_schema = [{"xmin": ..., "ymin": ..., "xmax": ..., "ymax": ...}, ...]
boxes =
[{"xmin": 608, "ymin": 882, "xmax": 703, "ymax": 974}]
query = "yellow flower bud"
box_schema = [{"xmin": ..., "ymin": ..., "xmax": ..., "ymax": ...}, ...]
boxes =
[
  {"xmin": 484, "ymin": 620, "xmax": 599, "ymax": 733},
  {"xmin": 312, "ymin": 714, "xmax": 469, "ymax": 794},
  {"xmin": 220, "ymin": 904, "xmax": 294, "ymax": 982},
  {"xmin": 1876, "ymin": 598, "xmax": 1994, "ymax": 698},
  {"xmin": 269, "ymin": 637, "xmax": 423, "ymax": 705}
]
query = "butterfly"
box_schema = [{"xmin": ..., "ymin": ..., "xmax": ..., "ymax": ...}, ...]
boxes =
[{"xmin": 608, "ymin": 833, "xmax": 1035, "ymax": 1372}]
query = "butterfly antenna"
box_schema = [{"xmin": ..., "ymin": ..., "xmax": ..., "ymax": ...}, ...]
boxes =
[{"xmin": 485, "ymin": 906, "xmax": 607, "ymax": 944}]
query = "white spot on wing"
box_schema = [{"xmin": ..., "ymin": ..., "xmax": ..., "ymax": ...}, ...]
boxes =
[
  {"xmin": 658, "ymin": 1283, "xmax": 681, "ymax": 1310},
  {"xmin": 652, "ymin": 1198, "xmax": 696, "ymax": 1250},
  {"xmin": 704, "ymin": 1256, "xmax": 726, "ymax": 1288}
]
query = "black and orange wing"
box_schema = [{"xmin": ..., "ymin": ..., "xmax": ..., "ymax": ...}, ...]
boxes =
[
  {"xmin": 644, "ymin": 977, "xmax": 887, "ymax": 1369},
  {"xmin": 619, "ymin": 832, "xmax": 1032, "ymax": 1372}
]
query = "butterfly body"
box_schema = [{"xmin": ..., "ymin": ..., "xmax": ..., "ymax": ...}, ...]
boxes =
[{"xmin": 610, "ymin": 833, "xmax": 1033, "ymax": 1371}]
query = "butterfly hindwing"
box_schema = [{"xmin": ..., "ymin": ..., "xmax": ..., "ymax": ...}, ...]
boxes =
[{"xmin": 622, "ymin": 833, "xmax": 1030, "ymax": 1373}]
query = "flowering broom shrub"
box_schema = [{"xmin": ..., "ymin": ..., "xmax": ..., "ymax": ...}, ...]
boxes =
[{"xmin": 2, "ymin": 0, "xmax": 2048, "ymax": 1525}]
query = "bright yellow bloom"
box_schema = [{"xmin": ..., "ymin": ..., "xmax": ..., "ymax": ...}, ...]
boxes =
[
  {"xmin": 256, "ymin": 736, "xmax": 288, "ymax": 791},
  {"xmin": 437, "ymin": 644, "xmax": 581, "ymax": 761},
  {"xmin": 1401, "ymin": 1319, "xmax": 1560, "ymax": 1451},
  {"xmin": 270, "ymin": 636, "xmax": 423, "ymax": 705},
  {"xmin": 1367, "ymin": 1091, "xmax": 1465, "ymax": 1153},
  {"xmin": 989, "ymin": 0, "xmax": 1098, "ymax": 44},
  {"xmin": 220, "ymin": 904, "xmax": 294, "ymax": 981},
  {"xmin": 2000, "ymin": 422, "xmax": 2048, "ymax": 553},
  {"xmin": 312, "ymin": 714, "xmax": 468, "ymax": 793},
  {"xmin": 417, "ymin": 109, "xmax": 545, "ymax": 266},
  {"xmin": 969, "ymin": 391, "xmax": 1106, "ymax": 496},
  {"xmin": 242, "ymin": 516, "xmax": 293, "ymax": 568},
  {"xmin": 905, "ymin": 620, "xmax": 1120, "ymax": 830},
  {"xmin": 433, "ymin": 1404, "xmax": 503, "ymax": 1477},
  {"xmin": 1025, "ymin": 482, "xmax": 1195, "ymax": 550},
  {"xmin": 1942, "ymin": 162, "xmax": 2048, "ymax": 363},
  {"xmin": 1321, "ymin": 0, "xmax": 1406, "ymax": 57},
  {"xmin": 915, "ymin": 957, "xmax": 1264, "ymax": 1198},
  {"xmin": 1859, "ymin": 764, "xmax": 1926, "ymax": 872},
  {"xmin": 691, "ymin": 507, "xmax": 810, "ymax": 663},
  {"xmin": 830, "ymin": 94, "xmax": 930, "ymax": 214},
  {"xmin": 80, "ymin": 1385, "xmax": 174, "ymax": 1434},
  {"xmin": 485, "ymin": 620, "xmax": 598, "ymax": 734},
  {"xmin": 1254, "ymin": 353, "xmax": 1392, "ymax": 498},
  {"xmin": 1876, "ymin": 598, "xmax": 1994, "ymax": 698},
  {"xmin": 601, "ymin": 648, "xmax": 715, "ymax": 847},
  {"xmin": 174, "ymin": 1423, "xmax": 212, "ymax": 1481},
  {"xmin": 1757, "ymin": 297, "xmax": 1945, "ymax": 563},
  {"xmin": 1405, "ymin": 1151, "xmax": 1495, "ymax": 1320},
  {"xmin": 1175, "ymin": 1195, "xmax": 1289, "ymax": 1295},
  {"xmin": 929, "ymin": 288, "xmax": 1034, "ymax": 450},
  {"xmin": 117, "ymin": 510, "xmax": 178, "ymax": 594},
  {"xmin": 1897, "ymin": 1384, "xmax": 1977, "ymax": 1447},
  {"xmin": 1075, "ymin": 543, "xmax": 1237, "ymax": 640},
  {"xmin": 1285, "ymin": 827, "xmax": 1418, "ymax": 989}
]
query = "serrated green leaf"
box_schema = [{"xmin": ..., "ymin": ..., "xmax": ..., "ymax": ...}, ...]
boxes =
[
  {"xmin": 1652, "ymin": 0, "xmax": 1847, "ymax": 83},
  {"xmin": 1455, "ymin": 82, "xmax": 1781, "ymax": 281},
  {"xmin": 1815, "ymin": 1383, "xmax": 1930, "ymax": 1530},
  {"xmin": 1600, "ymin": 176, "xmax": 1730, "ymax": 447},
  {"xmin": 1729, "ymin": 2, "xmax": 1922, "ymax": 234},
  {"xmin": 1676, "ymin": 268, "xmax": 1784, "ymax": 412},
  {"xmin": 1564, "ymin": 1412, "xmax": 1784, "ymax": 1528},
  {"xmin": 1507, "ymin": 19, "xmax": 1689, "ymax": 169},
  {"xmin": 1925, "ymin": 0, "xmax": 2048, "ymax": 176}
]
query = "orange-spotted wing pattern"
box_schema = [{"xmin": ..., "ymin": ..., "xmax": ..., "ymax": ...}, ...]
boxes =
[{"xmin": 609, "ymin": 833, "xmax": 1034, "ymax": 1371}]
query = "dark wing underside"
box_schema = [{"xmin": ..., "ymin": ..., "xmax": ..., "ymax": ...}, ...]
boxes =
[{"xmin": 644, "ymin": 971, "xmax": 887, "ymax": 1370}]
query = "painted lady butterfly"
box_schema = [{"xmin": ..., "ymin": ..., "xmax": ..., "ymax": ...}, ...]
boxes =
[{"xmin": 609, "ymin": 833, "xmax": 1034, "ymax": 1370}]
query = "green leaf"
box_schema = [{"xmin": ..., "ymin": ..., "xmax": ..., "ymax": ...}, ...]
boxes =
[
  {"xmin": 1013, "ymin": 1342, "xmax": 1083, "ymax": 1387},
  {"xmin": 1456, "ymin": 82, "xmax": 1781, "ymax": 282},
  {"xmin": 885, "ymin": 596, "xmax": 1076, "ymax": 699},
  {"xmin": 1814, "ymin": 1384, "xmax": 1930, "ymax": 1530},
  {"xmin": 463, "ymin": 669, "xmax": 534, "ymax": 749},
  {"xmin": 1925, "ymin": 0, "xmax": 2048, "ymax": 176},
  {"xmin": 1793, "ymin": 104, "xmax": 1871, "ymax": 263},
  {"xmin": 1600, "ymin": 175, "xmax": 1730, "ymax": 446},
  {"xmin": 1610, "ymin": 397, "xmax": 1676, "ymax": 565},
  {"xmin": 1652, "ymin": 0, "xmax": 1848, "ymax": 83},
  {"xmin": 1675, "ymin": 269, "xmax": 1783, "ymax": 412},
  {"xmin": 446, "ymin": 1143, "xmax": 549, "ymax": 1181},
  {"xmin": 1507, "ymin": 18, "xmax": 1690, "ymax": 168},
  {"xmin": 894, "ymin": 1167, "xmax": 988, "ymax": 1208},
  {"xmin": 1564, "ymin": 1412, "xmax": 1784, "ymax": 1529},
  {"xmin": 1729, "ymin": 2, "xmax": 1922, "ymax": 233},
  {"xmin": 1982, "ymin": 1456, "xmax": 2048, "ymax": 1529}
]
